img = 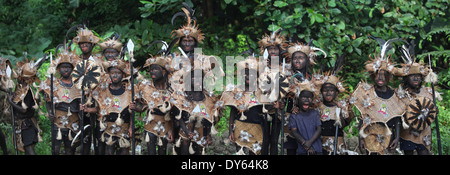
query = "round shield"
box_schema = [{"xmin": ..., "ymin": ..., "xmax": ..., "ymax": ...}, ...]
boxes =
[
  {"xmin": 363, "ymin": 123, "xmax": 391, "ymax": 154},
  {"xmin": 72, "ymin": 60, "xmax": 101, "ymax": 90},
  {"xmin": 405, "ymin": 96, "xmax": 436, "ymax": 132}
]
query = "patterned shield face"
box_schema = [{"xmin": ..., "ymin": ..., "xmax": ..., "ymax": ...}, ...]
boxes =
[
  {"xmin": 405, "ymin": 96, "xmax": 436, "ymax": 132},
  {"xmin": 363, "ymin": 123, "xmax": 391, "ymax": 154},
  {"xmin": 72, "ymin": 60, "xmax": 101, "ymax": 90},
  {"xmin": 259, "ymin": 72, "xmax": 289, "ymax": 101},
  {"xmin": 278, "ymin": 73, "xmax": 290, "ymax": 100}
]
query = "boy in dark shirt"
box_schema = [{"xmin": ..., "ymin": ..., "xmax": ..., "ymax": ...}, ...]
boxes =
[{"xmin": 289, "ymin": 90, "xmax": 322, "ymax": 155}]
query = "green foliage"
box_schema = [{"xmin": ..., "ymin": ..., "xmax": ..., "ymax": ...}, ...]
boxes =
[
  {"xmin": 215, "ymin": 107, "xmax": 231, "ymax": 137},
  {"xmin": 432, "ymin": 89, "xmax": 450, "ymax": 154},
  {"xmin": 0, "ymin": 0, "xmax": 141, "ymax": 62}
]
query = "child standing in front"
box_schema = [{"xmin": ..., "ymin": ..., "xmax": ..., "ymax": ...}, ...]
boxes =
[{"xmin": 289, "ymin": 88, "xmax": 322, "ymax": 155}]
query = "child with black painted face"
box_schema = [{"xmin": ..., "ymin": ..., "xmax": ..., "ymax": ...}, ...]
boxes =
[
  {"xmin": 289, "ymin": 90, "xmax": 322, "ymax": 155},
  {"xmin": 318, "ymin": 82, "xmax": 354, "ymax": 155}
]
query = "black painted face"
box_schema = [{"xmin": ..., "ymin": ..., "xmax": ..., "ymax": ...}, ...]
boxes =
[
  {"xmin": 79, "ymin": 42, "xmax": 93, "ymax": 55},
  {"xmin": 180, "ymin": 36, "xmax": 196, "ymax": 53},
  {"xmin": 406, "ymin": 73, "xmax": 422, "ymax": 89},
  {"xmin": 267, "ymin": 45, "xmax": 280, "ymax": 57},
  {"xmin": 150, "ymin": 64, "xmax": 164, "ymax": 81},
  {"xmin": 373, "ymin": 69, "xmax": 390, "ymax": 88},
  {"xmin": 291, "ymin": 51, "xmax": 308, "ymax": 71},
  {"xmin": 108, "ymin": 67, "xmax": 123, "ymax": 84},
  {"xmin": 266, "ymin": 45, "xmax": 281, "ymax": 67},
  {"xmin": 321, "ymin": 83, "xmax": 338, "ymax": 103},
  {"xmin": 298, "ymin": 91, "xmax": 313, "ymax": 112},
  {"xmin": 103, "ymin": 48, "xmax": 119, "ymax": 61},
  {"xmin": 58, "ymin": 63, "xmax": 73, "ymax": 79}
]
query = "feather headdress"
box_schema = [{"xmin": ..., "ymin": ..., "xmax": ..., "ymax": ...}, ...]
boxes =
[
  {"xmin": 394, "ymin": 40, "xmax": 436, "ymax": 83},
  {"xmin": 171, "ymin": 2, "xmax": 204, "ymax": 44},
  {"xmin": 258, "ymin": 28, "xmax": 286, "ymax": 55},
  {"xmin": 365, "ymin": 36, "xmax": 407, "ymax": 74},
  {"xmin": 99, "ymin": 33, "xmax": 123, "ymax": 52},
  {"xmin": 285, "ymin": 42, "xmax": 327, "ymax": 65}
]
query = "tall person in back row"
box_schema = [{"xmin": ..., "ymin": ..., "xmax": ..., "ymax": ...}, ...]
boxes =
[
  {"xmin": 257, "ymin": 28, "xmax": 286, "ymax": 155},
  {"xmin": 394, "ymin": 41, "xmax": 441, "ymax": 155},
  {"xmin": 72, "ymin": 27, "xmax": 102, "ymax": 154}
]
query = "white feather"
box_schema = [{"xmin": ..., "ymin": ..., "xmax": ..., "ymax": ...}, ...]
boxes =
[{"xmin": 310, "ymin": 46, "xmax": 327, "ymax": 58}]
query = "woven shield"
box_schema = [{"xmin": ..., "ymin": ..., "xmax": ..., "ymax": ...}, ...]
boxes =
[
  {"xmin": 72, "ymin": 60, "xmax": 101, "ymax": 91},
  {"xmin": 405, "ymin": 96, "xmax": 436, "ymax": 132},
  {"xmin": 363, "ymin": 123, "xmax": 391, "ymax": 154}
]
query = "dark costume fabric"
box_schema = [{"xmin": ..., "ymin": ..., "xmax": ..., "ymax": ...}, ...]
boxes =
[{"xmin": 14, "ymin": 89, "xmax": 39, "ymax": 149}]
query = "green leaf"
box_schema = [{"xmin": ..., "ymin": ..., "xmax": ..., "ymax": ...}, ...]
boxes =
[
  {"xmin": 36, "ymin": 38, "xmax": 51, "ymax": 53},
  {"xmin": 274, "ymin": 1, "xmax": 288, "ymax": 8},
  {"xmin": 346, "ymin": 45, "xmax": 353, "ymax": 53},
  {"xmin": 310, "ymin": 15, "xmax": 316, "ymax": 25},
  {"xmin": 336, "ymin": 21, "xmax": 346, "ymax": 30},
  {"xmin": 69, "ymin": 0, "xmax": 80, "ymax": 8},
  {"xmin": 328, "ymin": 0, "xmax": 336, "ymax": 7},
  {"xmin": 369, "ymin": 8, "xmax": 375, "ymax": 18},
  {"xmin": 383, "ymin": 11, "xmax": 394, "ymax": 18},
  {"xmin": 139, "ymin": 1, "xmax": 152, "ymax": 4},
  {"xmin": 101, "ymin": 31, "xmax": 115, "ymax": 40},
  {"xmin": 314, "ymin": 14, "xmax": 324, "ymax": 23},
  {"xmin": 255, "ymin": 9, "xmax": 265, "ymax": 16},
  {"xmin": 268, "ymin": 24, "xmax": 281, "ymax": 32},
  {"xmin": 224, "ymin": 0, "xmax": 233, "ymax": 4},
  {"xmin": 352, "ymin": 37, "xmax": 363, "ymax": 47},
  {"xmin": 354, "ymin": 47, "xmax": 362, "ymax": 56}
]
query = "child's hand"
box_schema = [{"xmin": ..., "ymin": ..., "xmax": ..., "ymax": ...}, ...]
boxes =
[
  {"xmin": 129, "ymin": 101, "xmax": 137, "ymax": 111},
  {"xmin": 272, "ymin": 101, "xmax": 280, "ymax": 109},
  {"xmin": 304, "ymin": 140, "xmax": 313, "ymax": 149},
  {"xmin": 359, "ymin": 137, "xmax": 366, "ymax": 154},
  {"xmin": 128, "ymin": 126, "xmax": 133, "ymax": 138},
  {"xmin": 307, "ymin": 147, "xmax": 316, "ymax": 155},
  {"xmin": 188, "ymin": 131, "xmax": 195, "ymax": 139},
  {"xmin": 291, "ymin": 106, "xmax": 299, "ymax": 114},
  {"xmin": 229, "ymin": 133, "xmax": 235, "ymax": 143}
]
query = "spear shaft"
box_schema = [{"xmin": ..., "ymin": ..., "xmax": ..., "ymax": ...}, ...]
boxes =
[
  {"xmin": 428, "ymin": 54, "xmax": 442, "ymax": 155},
  {"xmin": 127, "ymin": 39, "xmax": 136, "ymax": 155}
]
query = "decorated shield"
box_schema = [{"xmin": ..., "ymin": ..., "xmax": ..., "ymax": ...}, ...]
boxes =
[
  {"xmin": 405, "ymin": 96, "xmax": 436, "ymax": 132},
  {"xmin": 259, "ymin": 72, "xmax": 289, "ymax": 102},
  {"xmin": 278, "ymin": 73, "xmax": 290, "ymax": 99},
  {"xmin": 72, "ymin": 60, "xmax": 101, "ymax": 91},
  {"xmin": 363, "ymin": 123, "xmax": 391, "ymax": 154}
]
